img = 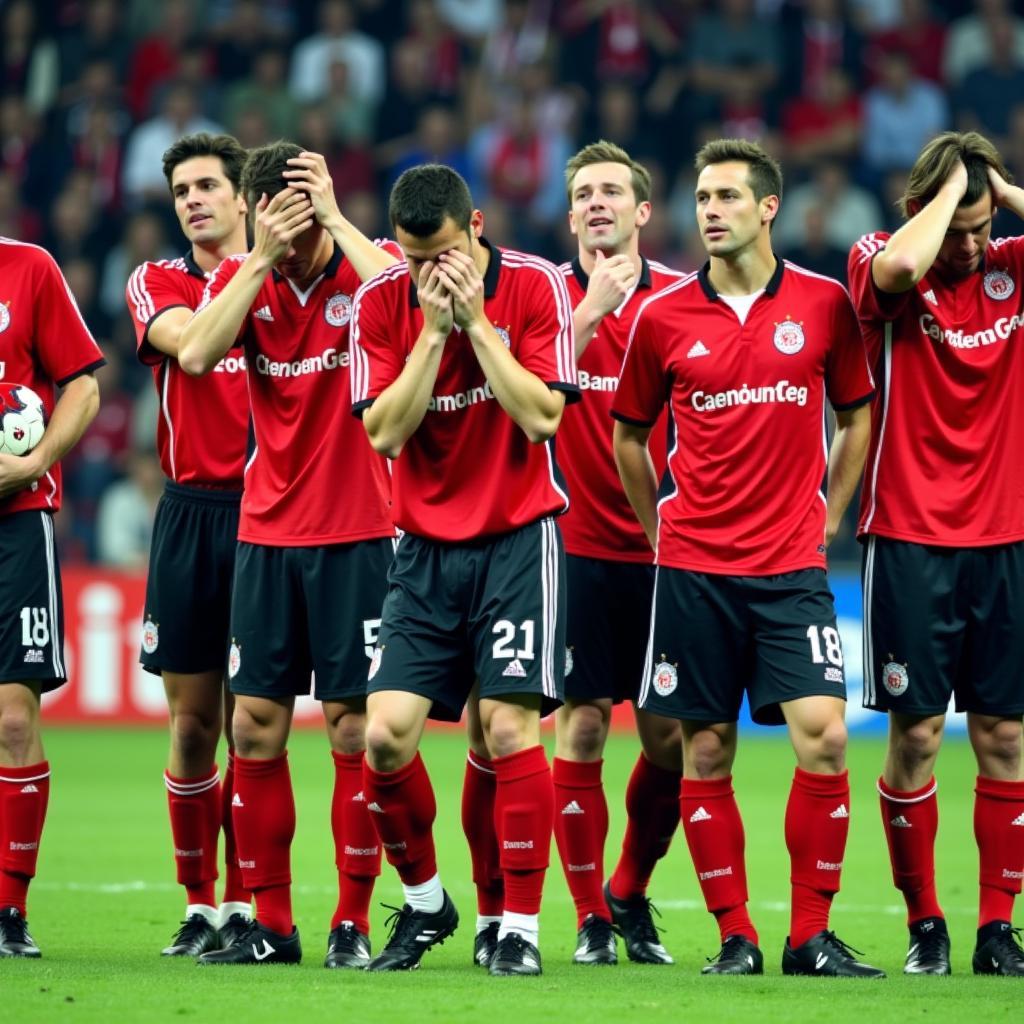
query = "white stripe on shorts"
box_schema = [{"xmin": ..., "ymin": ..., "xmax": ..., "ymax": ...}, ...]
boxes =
[
  {"xmin": 862, "ymin": 535, "xmax": 876, "ymax": 706},
  {"xmin": 39, "ymin": 511, "xmax": 64, "ymax": 678},
  {"xmin": 637, "ymin": 566, "xmax": 660, "ymax": 708}
]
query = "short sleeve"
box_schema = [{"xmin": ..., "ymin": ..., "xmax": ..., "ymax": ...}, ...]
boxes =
[
  {"xmin": 125, "ymin": 262, "xmax": 193, "ymax": 365},
  {"xmin": 33, "ymin": 249, "xmax": 104, "ymax": 385},
  {"xmin": 350, "ymin": 273, "xmax": 406, "ymax": 415},
  {"xmin": 847, "ymin": 233, "xmax": 911, "ymax": 322},
  {"xmin": 514, "ymin": 261, "xmax": 579, "ymax": 400},
  {"xmin": 826, "ymin": 287, "xmax": 875, "ymax": 411},
  {"xmin": 611, "ymin": 305, "xmax": 667, "ymax": 427}
]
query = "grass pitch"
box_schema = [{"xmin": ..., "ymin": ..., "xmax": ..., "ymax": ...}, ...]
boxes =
[{"xmin": 2, "ymin": 727, "xmax": 1013, "ymax": 1022}]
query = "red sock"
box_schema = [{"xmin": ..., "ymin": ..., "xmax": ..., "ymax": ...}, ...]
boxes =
[
  {"xmin": 494, "ymin": 745, "xmax": 553, "ymax": 916},
  {"xmin": 609, "ymin": 754, "xmax": 681, "ymax": 900},
  {"xmin": 680, "ymin": 775, "xmax": 757, "ymax": 944},
  {"xmin": 975, "ymin": 775, "xmax": 1024, "ymax": 928},
  {"xmin": 0, "ymin": 762, "xmax": 50, "ymax": 915},
  {"xmin": 164, "ymin": 766, "xmax": 220, "ymax": 907},
  {"xmin": 362, "ymin": 753, "xmax": 437, "ymax": 885},
  {"xmin": 461, "ymin": 750, "xmax": 504, "ymax": 916},
  {"xmin": 231, "ymin": 752, "xmax": 294, "ymax": 935},
  {"xmin": 785, "ymin": 768, "xmax": 849, "ymax": 948},
  {"xmin": 220, "ymin": 750, "xmax": 249, "ymax": 906},
  {"xmin": 552, "ymin": 757, "xmax": 609, "ymax": 926},
  {"xmin": 331, "ymin": 752, "xmax": 380, "ymax": 935},
  {"xmin": 878, "ymin": 775, "xmax": 943, "ymax": 924}
]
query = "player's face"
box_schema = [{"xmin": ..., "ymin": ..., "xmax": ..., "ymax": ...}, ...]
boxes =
[
  {"xmin": 933, "ymin": 191, "xmax": 994, "ymax": 280},
  {"xmin": 695, "ymin": 161, "xmax": 775, "ymax": 259},
  {"xmin": 277, "ymin": 221, "xmax": 327, "ymax": 283},
  {"xmin": 396, "ymin": 211, "xmax": 482, "ymax": 279},
  {"xmin": 568, "ymin": 161, "xmax": 650, "ymax": 254},
  {"xmin": 171, "ymin": 156, "xmax": 246, "ymax": 245}
]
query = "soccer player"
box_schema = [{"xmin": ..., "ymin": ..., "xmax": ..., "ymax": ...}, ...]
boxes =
[
  {"xmin": 0, "ymin": 240, "xmax": 103, "ymax": 957},
  {"xmin": 550, "ymin": 140, "xmax": 685, "ymax": 966},
  {"xmin": 849, "ymin": 131, "xmax": 1024, "ymax": 977},
  {"xmin": 126, "ymin": 132, "xmax": 253, "ymax": 958},
  {"xmin": 613, "ymin": 138, "xmax": 883, "ymax": 978},
  {"xmin": 177, "ymin": 142, "xmax": 399, "ymax": 967},
  {"xmin": 350, "ymin": 163, "xmax": 577, "ymax": 976}
]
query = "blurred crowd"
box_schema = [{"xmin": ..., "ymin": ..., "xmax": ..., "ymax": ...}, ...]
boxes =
[{"xmin": 4, "ymin": 0, "xmax": 1021, "ymax": 567}]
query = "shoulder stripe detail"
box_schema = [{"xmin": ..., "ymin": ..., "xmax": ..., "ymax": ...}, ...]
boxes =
[
  {"xmin": 646, "ymin": 260, "xmax": 689, "ymax": 278},
  {"xmin": 783, "ymin": 260, "xmax": 852, "ymax": 299},
  {"xmin": 350, "ymin": 261, "xmax": 409, "ymax": 405},
  {"xmin": 127, "ymin": 263, "xmax": 156, "ymax": 324}
]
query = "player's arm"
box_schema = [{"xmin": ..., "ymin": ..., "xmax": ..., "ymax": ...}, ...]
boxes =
[
  {"xmin": 283, "ymin": 151, "xmax": 399, "ymax": 283},
  {"xmin": 872, "ymin": 161, "xmax": 968, "ymax": 293},
  {"xmin": 438, "ymin": 249, "xmax": 566, "ymax": 443},
  {"xmin": 825, "ymin": 402, "xmax": 871, "ymax": 547},
  {"xmin": 0, "ymin": 373, "xmax": 99, "ymax": 498},
  {"xmin": 361, "ymin": 263, "xmax": 451, "ymax": 458},
  {"xmin": 178, "ymin": 189, "xmax": 313, "ymax": 375},
  {"xmin": 986, "ymin": 164, "xmax": 1024, "ymax": 221},
  {"xmin": 573, "ymin": 251, "xmax": 637, "ymax": 358},
  {"xmin": 142, "ymin": 307, "xmax": 193, "ymax": 359},
  {"xmin": 612, "ymin": 419, "xmax": 658, "ymax": 552}
]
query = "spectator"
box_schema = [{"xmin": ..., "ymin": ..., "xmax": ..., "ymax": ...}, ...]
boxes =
[
  {"xmin": 943, "ymin": 0, "xmax": 1024, "ymax": 87},
  {"xmin": 781, "ymin": 67, "xmax": 863, "ymax": 170},
  {"xmin": 953, "ymin": 14, "xmax": 1024, "ymax": 146},
  {"xmin": 779, "ymin": 203, "xmax": 850, "ymax": 282},
  {"xmin": 222, "ymin": 46, "xmax": 299, "ymax": 138},
  {"xmin": 55, "ymin": 0, "xmax": 133, "ymax": 97},
  {"xmin": 210, "ymin": 0, "xmax": 292, "ymax": 83},
  {"xmin": 124, "ymin": 0, "xmax": 201, "ymax": 119},
  {"xmin": 95, "ymin": 448, "xmax": 163, "ymax": 569},
  {"xmin": 296, "ymin": 102, "xmax": 376, "ymax": 200},
  {"xmin": 400, "ymin": 0, "xmax": 464, "ymax": 98},
  {"xmin": 865, "ymin": 0, "xmax": 946, "ymax": 85},
  {"xmin": 0, "ymin": 0, "xmax": 58, "ymax": 115},
  {"xmin": 780, "ymin": 0, "xmax": 863, "ymax": 100}
]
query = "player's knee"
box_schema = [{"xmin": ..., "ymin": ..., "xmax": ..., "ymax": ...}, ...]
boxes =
[
  {"xmin": 563, "ymin": 705, "xmax": 608, "ymax": 759},
  {"xmin": 685, "ymin": 730, "xmax": 731, "ymax": 778},
  {"xmin": 486, "ymin": 718, "xmax": 533, "ymax": 759},
  {"xmin": 639, "ymin": 717, "xmax": 683, "ymax": 769},
  {"xmin": 974, "ymin": 719, "xmax": 1023, "ymax": 772},
  {"xmin": 892, "ymin": 717, "xmax": 943, "ymax": 766},
  {"xmin": 330, "ymin": 713, "xmax": 367, "ymax": 756},
  {"xmin": 0, "ymin": 705, "xmax": 37, "ymax": 760},
  {"xmin": 170, "ymin": 711, "xmax": 219, "ymax": 767},
  {"xmin": 816, "ymin": 718, "xmax": 848, "ymax": 771},
  {"xmin": 364, "ymin": 717, "xmax": 410, "ymax": 771}
]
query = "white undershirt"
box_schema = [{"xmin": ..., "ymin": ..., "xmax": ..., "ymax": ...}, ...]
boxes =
[{"xmin": 719, "ymin": 289, "xmax": 764, "ymax": 325}]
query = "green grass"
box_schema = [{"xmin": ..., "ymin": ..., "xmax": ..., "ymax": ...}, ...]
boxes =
[{"xmin": 2, "ymin": 728, "xmax": 1012, "ymax": 1022}]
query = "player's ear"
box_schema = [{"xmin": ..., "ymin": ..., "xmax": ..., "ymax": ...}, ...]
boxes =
[
  {"xmin": 635, "ymin": 201, "xmax": 652, "ymax": 228},
  {"xmin": 469, "ymin": 209, "xmax": 484, "ymax": 239}
]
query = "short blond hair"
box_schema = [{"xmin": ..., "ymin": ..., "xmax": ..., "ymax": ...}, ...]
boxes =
[
  {"xmin": 901, "ymin": 131, "xmax": 1012, "ymax": 217},
  {"xmin": 565, "ymin": 140, "xmax": 652, "ymax": 206}
]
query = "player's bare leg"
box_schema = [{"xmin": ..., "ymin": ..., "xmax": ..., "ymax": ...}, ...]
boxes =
[
  {"xmin": 552, "ymin": 698, "xmax": 616, "ymax": 965},
  {"xmin": 0, "ymin": 682, "xmax": 47, "ymax": 957},
  {"xmin": 198, "ymin": 695, "xmax": 301, "ymax": 965},
  {"xmin": 321, "ymin": 698, "xmax": 378, "ymax": 968},
  {"xmin": 215, "ymin": 686, "xmax": 250, "ymax": 944},
  {"xmin": 161, "ymin": 670, "xmax": 237, "ymax": 956},
  {"xmin": 476, "ymin": 694, "xmax": 551, "ymax": 976},
  {"xmin": 967, "ymin": 712, "xmax": 1024, "ymax": 976},
  {"xmin": 463, "ymin": 687, "xmax": 503, "ymax": 965},
  {"xmin": 363, "ymin": 691, "xmax": 457, "ymax": 971},
  {"xmin": 780, "ymin": 695, "xmax": 883, "ymax": 977},
  {"xmin": 604, "ymin": 707, "xmax": 681, "ymax": 965}
]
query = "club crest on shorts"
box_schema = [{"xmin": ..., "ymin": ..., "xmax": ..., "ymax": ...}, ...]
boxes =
[
  {"xmin": 0, "ymin": 302, "xmax": 10, "ymax": 334},
  {"xmin": 324, "ymin": 291, "xmax": 353, "ymax": 327},
  {"xmin": 882, "ymin": 660, "xmax": 909, "ymax": 697},
  {"xmin": 564, "ymin": 646, "xmax": 574, "ymax": 676},
  {"xmin": 368, "ymin": 645, "xmax": 383, "ymax": 681},
  {"xmin": 773, "ymin": 317, "xmax": 805, "ymax": 355},
  {"xmin": 652, "ymin": 660, "xmax": 678, "ymax": 697},
  {"xmin": 228, "ymin": 642, "xmax": 242, "ymax": 679},
  {"xmin": 984, "ymin": 270, "xmax": 1015, "ymax": 301},
  {"xmin": 495, "ymin": 325, "xmax": 511, "ymax": 348},
  {"xmin": 141, "ymin": 619, "xmax": 159, "ymax": 654}
]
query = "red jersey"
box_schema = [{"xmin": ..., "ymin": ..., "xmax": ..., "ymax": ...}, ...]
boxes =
[
  {"xmin": 0, "ymin": 238, "xmax": 105, "ymax": 518},
  {"xmin": 351, "ymin": 240, "xmax": 579, "ymax": 541},
  {"xmin": 849, "ymin": 232, "xmax": 1024, "ymax": 546},
  {"xmin": 200, "ymin": 243, "xmax": 396, "ymax": 546},
  {"xmin": 613, "ymin": 260, "xmax": 874, "ymax": 575},
  {"xmin": 557, "ymin": 256, "xmax": 685, "ymax": 563},
  {"xmin": 126, "ymin": 254, "xmax": 249, "ymax": 489}
]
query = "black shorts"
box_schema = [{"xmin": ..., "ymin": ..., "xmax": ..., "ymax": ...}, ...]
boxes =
[
  {"xmin": 861, "ymin": 536, "xmax": 1024, "ymax": 716},
  {"xmin": 564, "ymin": 555, "xmax": 654, "ymax": 704},
  {"xmin": 140, "ymin": 481, "xmax": 241, "ymax": 675},
  {"xmin": 228, "ymin": 537, "xmax": 394, "ymax": 702},
  {"xmin": 638, "ymin": 566, "xmax": 847, "ymax": 726},
  {"xmin": 0, "ymin": 510, "xmax": 66, "ymax": 691},
  {"xmin": 368, "ymin": 518, "xmax": 566, "ymax": 722}
]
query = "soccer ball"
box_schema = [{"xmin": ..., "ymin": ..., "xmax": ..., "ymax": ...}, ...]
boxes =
[{"xmin": 0, "ymin": 383, "xmax": 46, "ymax": 456}]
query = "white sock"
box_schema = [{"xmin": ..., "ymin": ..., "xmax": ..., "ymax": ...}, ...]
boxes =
[
  {"xmin": 403, "ymin": 873, "xmax": 443, "ymax": 914},
  {"xmin": 498, "ymin": 911, "xmax": 539, "ymax": 946},
  {"xmin": 476, "ymin": 914, "xmax": 502, "ymax": 934},
  {"xmin": 186, "ymin": 903, "xmax": 219, "ymax": 926},
  {"xmin": 218, "ymin": 901, "xmax": 252, "ymax": 927}
]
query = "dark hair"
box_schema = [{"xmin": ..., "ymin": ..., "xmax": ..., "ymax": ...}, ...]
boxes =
[
  {"xmin": 388, "ymin": 164, "xmax": 473, "ymax": 237},
  {"xmin": 162, "ymin": 133, "xmax": 247, "ymax": 193},
  {"xmin": 694, "ymin": 138, "xmax": 783, "ymax": 203},
  {"xmin": 901, "ymin": 131, "xmax": 1012, "ymax": 217},
  {"xmin": 240, "ymin": 140, "xmax": 303, "ymax": 214},
  {"xmin": 565, "ymin": 139, "xmax": 652, "ymax": 205}
]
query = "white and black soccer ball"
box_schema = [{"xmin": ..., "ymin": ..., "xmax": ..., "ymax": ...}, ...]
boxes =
[{"xmin": 0, "ymin": 383, "xmax": 46, "ymax": 456}]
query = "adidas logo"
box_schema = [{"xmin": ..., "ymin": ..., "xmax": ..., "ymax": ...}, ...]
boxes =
[
  {"xmin": 890, "ymin": 815, "xmax": 912, "ymax": 829},
  {"xmin": 367, "ymin": 801, "xmax": 385, "ymax": 814},
  {"xmin": 352, "ymin": 791, "xmax": 366, "ymax": 802},
  {"xmin": 687, "ymin": 340, "xmax": 710, "ymax": 359},
  {"xmin": 232, "ymin": 793, "xmax": 244, "ymax": 808},
  {"xmin": 254, "ymin": 305, "xmax": 275, "ymax": 322},
  {"xmin": 502, "ymin": 659, "xmax": 527, "ymax": 678},
  {"xmin": 689, "ymin": 806, "xmax": 712, "ymax": 822},
  {"xmin": 561, "ymin": 800, "xmax": 585, "ymax": 815},
  {"xmin": 829, "ymin": 804, "xmax": 849, "ymax": 819},
  {"xmin": 923, "ymin": 289, "xmax": 938, "ymax": 306},
  {"xmin": 1012, "ymin": 812, "xmax": 1024, "ymax": 826},
  {"xmin": 19, "ymin": 784, "xmax": 39, "ymax": 794}
]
